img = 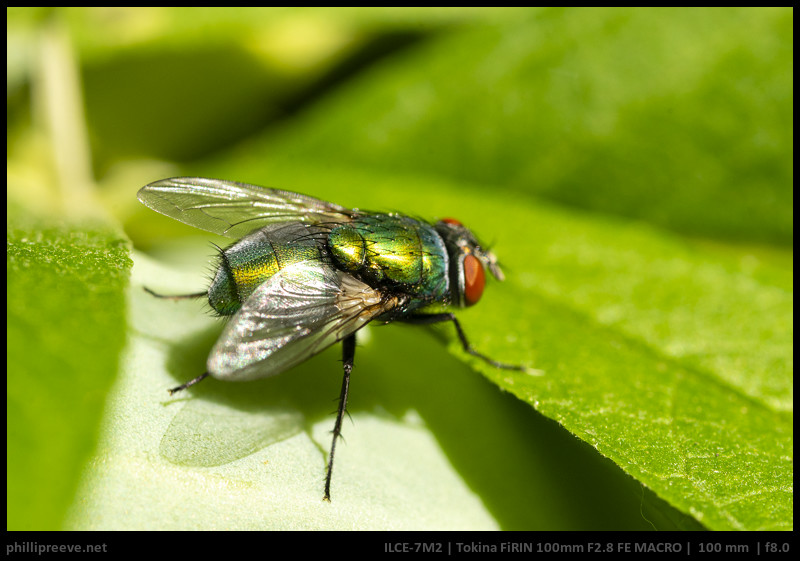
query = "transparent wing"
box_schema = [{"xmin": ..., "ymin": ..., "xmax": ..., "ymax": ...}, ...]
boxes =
[
  {"xmin": 137, "ymin": 177, "xmax": 354, "ymax": 238},
  {"xmin": 207, "ymin": 260, "xmax": 399, "ymax": 381}
]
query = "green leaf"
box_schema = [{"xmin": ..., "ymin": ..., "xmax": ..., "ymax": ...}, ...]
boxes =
[
  {"xmin": 68, "ymin": 163, "xmax": 789, "ymax": 530},
  {"xmin": 474, "ymin": 191, "xmax": 793, "ymax": 531},
  {"xmin": 6, "ymin": 218, "xmax": 131, "ymax": 530}
]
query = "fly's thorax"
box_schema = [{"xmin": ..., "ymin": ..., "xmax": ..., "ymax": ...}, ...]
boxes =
[
  {"xmin": 327, "ymin": 224, "xmax": 365, "ymax": 273},
  {"xmin": 207, "ymin": 222, "xmax": 327, "ymax": 315},
  {"xmin": 327, "ymin": 214, "xmax": 449, "ymax": 302},
  {"xmin": 434, "ymin": 218, "xmax": 504, "ymax": 308}
]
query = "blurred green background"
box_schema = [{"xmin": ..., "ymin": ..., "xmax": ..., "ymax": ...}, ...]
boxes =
[{"xmin": 7, "ymin": 7, "xmax": 792, "ymax": 530}]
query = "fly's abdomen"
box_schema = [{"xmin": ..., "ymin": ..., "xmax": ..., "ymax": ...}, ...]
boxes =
[
  {"xmin": 328, "ymin": 214, "xmax": 449, "ymax": 303},
  {"xmin": 208, "ymin": 222, "xmax": 325, "ymax": 315}
]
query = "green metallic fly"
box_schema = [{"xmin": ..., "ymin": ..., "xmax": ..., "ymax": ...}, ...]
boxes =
[{"xmin": 138, "ymin": 177, "xmax": 526, "ymax": 501}]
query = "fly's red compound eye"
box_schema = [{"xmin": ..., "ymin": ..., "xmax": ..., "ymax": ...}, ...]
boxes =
[
  {"xmin": 462, "ymin": 254, "xmax": 485, "ymax": 306},
  {"xmin": 441, "ymin": 217, "xmax": 462, "ymax": 226}
]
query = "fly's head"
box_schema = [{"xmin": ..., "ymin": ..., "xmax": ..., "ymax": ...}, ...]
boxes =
[{"xmin": 434, "ymin": 217, "xmax": 504, "ymax": 308}]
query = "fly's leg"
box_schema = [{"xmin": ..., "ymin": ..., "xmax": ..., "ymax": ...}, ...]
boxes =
[
  {"xmin": 167, "ymin": 372, "xmax": 210, "ymax": 395},
  {"xmin": 144, "ymin": 287, "xmax": 206, "ymax": 300},
  {"xmin": 144, "ymin": 287, "xmax": 210, "ymax": 394},
  {"xmin": 405, "ymin": 313, "xmax": 527, "ymax": 371},
  {"xmin": 324, "ymin": 334, "xmax": 355, "ymax": 501}
]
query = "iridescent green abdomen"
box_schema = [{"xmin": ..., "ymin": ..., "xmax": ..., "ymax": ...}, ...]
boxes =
[
  {"xmin": 209, "ymin": 222, "xmax": 325, "ymax": 315},
  {"xmin": 328, "ymin": 214, "xmax": 449, "ymax": 308}
]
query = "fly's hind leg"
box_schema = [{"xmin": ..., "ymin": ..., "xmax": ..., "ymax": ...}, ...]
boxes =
[
  {"xmin": 144, "ymin": 287, "xmax": 210, "ymax": 394},
  {"xmin": 144, "ymin": 287, "xmax": 207, "ymax": 300},
  {"xmin": 167, "ymin": 372, "xmax": 210, "ymax": 395}
]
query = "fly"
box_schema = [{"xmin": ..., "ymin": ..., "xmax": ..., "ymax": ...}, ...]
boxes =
[{"xmin": 137, "ymin": 177, "xmax": 527, "ymax": 501}]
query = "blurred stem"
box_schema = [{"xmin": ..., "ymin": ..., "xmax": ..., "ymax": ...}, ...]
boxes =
[{"xmin": 36, "ymin": 12, "xmax": 97, "ymax": 216}]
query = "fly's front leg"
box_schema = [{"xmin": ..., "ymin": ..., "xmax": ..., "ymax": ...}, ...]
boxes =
[
  {"xmin": 405, "ymin": 313, "xmax": 526, "ymax": 371},
  {"xmin": 324, "ymin": 334, "xmax": 356, "ymax": 501}
]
